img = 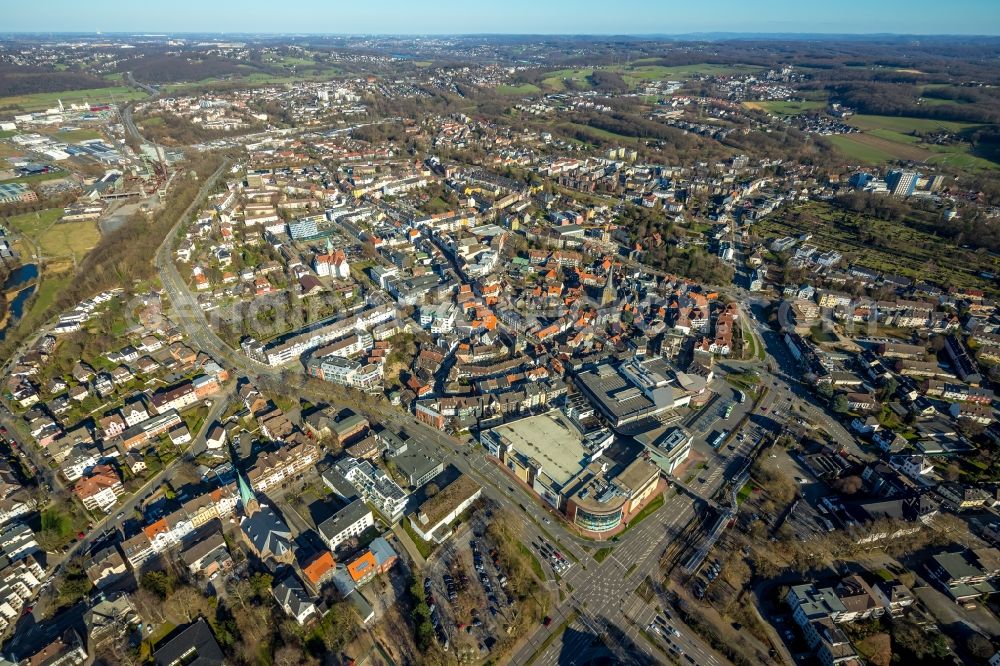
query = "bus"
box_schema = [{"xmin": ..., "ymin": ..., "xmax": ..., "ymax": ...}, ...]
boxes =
[
  {"xmin": 711, "ymin": 431, "xmax": 728, "ymax": 448},
  {"xmin": 734, "ymin": 389, "xmax": 745, "ymax": 404},
  {"xmin": 723, "ymin": 403, "xmax": 735, "ymax": 419}
]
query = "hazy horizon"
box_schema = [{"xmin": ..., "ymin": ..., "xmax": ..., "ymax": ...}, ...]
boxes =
[{"xmin": 5, "ymin": 0, "xmax": 1000, "ymax": 37}]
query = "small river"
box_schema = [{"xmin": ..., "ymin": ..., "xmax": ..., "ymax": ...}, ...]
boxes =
[{"xmin": 0, "ymin": 263, "xmax": 39, "ymax": 341}]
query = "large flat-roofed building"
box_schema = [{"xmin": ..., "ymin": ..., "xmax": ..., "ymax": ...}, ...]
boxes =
[
  {"xmin": 575, "ymin": 357, "xmax": 691, "ymax": 430},
  {"xmin": 480, "ymin": 410, "xmax": 613, "ymax": 509},
  {"xmin": 563, "ymin": 457, "xmax": 661, "ymax": 533},
  {"xmin": 408, "ymin": 473, "xmax": 483, "ymax": 544}
]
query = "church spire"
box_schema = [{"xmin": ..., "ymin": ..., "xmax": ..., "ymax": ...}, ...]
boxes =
[
  {"xmin": 237, "ymin": 470, "xmax": 259, "ymax": 515},
  {"xmin": 601, "ymin": 269, "xmax": 616, "ymax": 306}
]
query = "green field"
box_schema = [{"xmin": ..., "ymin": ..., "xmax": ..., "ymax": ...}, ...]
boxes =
[
  {"xmin": 919, "ymin": 97, "xmax": 965, "ymax": 107},
  {"xmin": 746, "ymin": 99, "xmax": 826, "ymax": 116},
  {"xmin": 496, "ymin": 83, "xmax": 542, "ymax": 96},
  {"xmin": 827, "ymin": 113, "xmax": 997, "ymax": 170},
  {"xmin": 866, "ymin": 128, "xmax": 922, "ymax": 145},
  {"xmin": 0, "ymin": 86, "xmax": 146, "ymax": 112},
  {"xmin": 826, "ymin": 135, "xmax": 900, "ymax": 163},
  {"xmin": 6, "ymin": 209, "xmax": 100, "ymax": 262},
  {"xmin": 541, "ymin": 68, "xmax": 596, "ymax": 91},
  {"xmin": 926, "ymin": 145, "xmax": 1000, "ymax": 171},
  {"xmin": 3, "ymin": 170, "xmax": 68, "ymax": 186},
  {"xmin": 55, "ymin": 128, "xmax": 103, "ymax": 142},
  {"xmin": 562, "ymin": 121, "xmax": 642, "ymax": 145},
  {"xmin": 848, "ymin": 114, "xmax": 979, "ymax": 135}
]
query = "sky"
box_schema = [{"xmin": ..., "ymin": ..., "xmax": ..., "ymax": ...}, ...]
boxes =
[{"xmin": 4, "ymin": 0, "xmax": 1000, "ymax": 36}]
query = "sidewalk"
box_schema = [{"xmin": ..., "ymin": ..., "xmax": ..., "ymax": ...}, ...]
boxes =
[{"xmin": 391, "ymin": 523, "xmax": 426, "ymax": 569}]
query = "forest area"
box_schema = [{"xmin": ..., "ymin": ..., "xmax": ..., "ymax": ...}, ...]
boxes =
[{"xmin": 0, "ymin": 64, "xmax": 113, "ymax": 99}]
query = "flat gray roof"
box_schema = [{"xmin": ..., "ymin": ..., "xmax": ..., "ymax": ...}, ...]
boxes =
[{"xmin": 488, "ymin": 412, "xmax": 589, "ymax": 487}]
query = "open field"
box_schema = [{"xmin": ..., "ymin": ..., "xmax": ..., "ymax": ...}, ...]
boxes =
[
  {"xmin": 744, "ymin": 99, "xmax": 826, "ymax": 116},
  {"xmin": 755, "ymin": 201, "xmax": 1000, "ymax": 295},
  {"xmin": 2, "ymin": 170, "xmax": 68, "ymax": 186},
  {"xmin": 496, "ymin": 83, "xmax": 542, "ymax": 96},
  {"xmin": 826, "ymin": 113, "xmax": 998, "ymax": 169},
  {"xmin": 826, "ymin": 133, "xmax": 932, "ymax": 164},
  {"xmin": 5, "ymin": 209, "xmax": 100, "ymax": 263},
  {"xmin": 847, "ymin": 114, "xmax": 980, "ymax": 135},
  {"xmin": 53, "ymin": 129, "xmax": 103, "ymax": 142},
  {"xmin": 561, "ymin": 121, "xmax": 642, "ymax": 145},
  {"xmin": 622, "ymin": 63, "xmax": 763, "ymax": 79},
  {"xmin": 0, "ymin": 86, "xmax": 146, "ymax": 112},
  {"xmin": 540, "ymin": 62, "xmax": 764, "ymax": 91}
]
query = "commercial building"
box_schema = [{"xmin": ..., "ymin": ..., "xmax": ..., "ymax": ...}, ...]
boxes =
[
  {"xmin": 563, "ymin": 457, "xmax": 661, "ymax": 533},
  {"xmin": 407, "ymin": 473, "xmax": 482, "ymax": 543},
  {"xmin": 481, "ymin": 410, "xmax": 613, "ymax": 510},
  {"xmin": 481, "ymin": 409, "xmax": 661, "ymax": 533},
  {"xmin": 574, "ymin": 357, "xmax": 691, "ymax": 430}
]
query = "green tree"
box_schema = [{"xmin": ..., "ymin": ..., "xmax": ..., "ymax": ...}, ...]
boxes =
[
  {"xmin": 831, "ymin": 394, "xmax": 850, "ymax": 414},
  {"xmin": 140, "ymin": 571, "xmax": 175, "ymax": 599}
]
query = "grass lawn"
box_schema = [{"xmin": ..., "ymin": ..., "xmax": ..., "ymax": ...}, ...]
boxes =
[
  {"xmin": 810, "ymin": 324, "xmax": 838, "ymax": 344},
  {"xmin": 518, "ymin": 543, "xmax": 546, "ymax": 579},
  {"xmin": 5, "ymin": 208, "xmax": 65, "ymax": 234},
  {"xmin": 737, "ymin": 485, "xmax": 754, "ymax": 505},
  {"xmin": 496, "ymin": 83, "xmax": 542, "ymax": 96},
  {"xmin": 402, "ymin": 517, "xmax": 435, "ymax": 559},
  {"xmin": 0, "ymin": 86, "xmax": 146, "ymax": 112},
  {"xmin": 594, "ymin": 547, "xmax": 612, "ymax": 563}
]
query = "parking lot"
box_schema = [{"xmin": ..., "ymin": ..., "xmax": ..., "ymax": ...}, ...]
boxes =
[{"xmin": 422, "ymin": 521, "xmax": 519, "ymax": 659}]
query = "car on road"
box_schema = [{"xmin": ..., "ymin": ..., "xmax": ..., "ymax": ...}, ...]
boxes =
[{"xmin": 542, "ymin": 616, "xmax": 552, "ymax": 627}]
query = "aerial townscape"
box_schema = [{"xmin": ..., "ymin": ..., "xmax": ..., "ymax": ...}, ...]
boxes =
[{"xmin": 3, "ymin": 2, "xmax": 1000, "ymax": 665}]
